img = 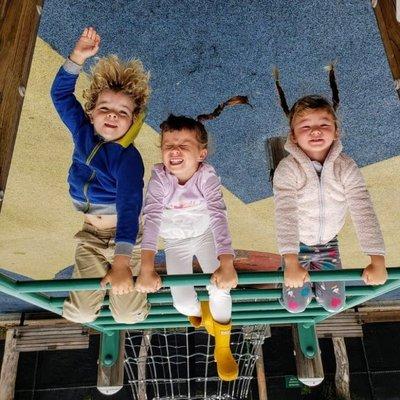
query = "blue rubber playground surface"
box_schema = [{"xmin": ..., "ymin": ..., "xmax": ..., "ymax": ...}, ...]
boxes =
[{"xmin": 39, "ymin": 0, "xmax": 400, "ymax": 203}]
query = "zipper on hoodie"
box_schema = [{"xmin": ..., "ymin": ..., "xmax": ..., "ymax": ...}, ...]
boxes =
[
  {"xmin": 317, "ymin": 166, "xmax": 325, "ymax": 243},
  {"xmin": 308, "ymin": 160, "xmax": 325, "ymax": 244},
  {"xmin": 82, "ymin": 141, "xmax": 105, "ymax": 213}
]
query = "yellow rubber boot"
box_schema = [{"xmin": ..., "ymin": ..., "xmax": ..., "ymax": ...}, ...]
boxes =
[
  {"xmin": 213, "ymin": 320, "xmax": 238, "ymax": 381},
  {"xmin": 188, "ymin": 301, "xmax": 215, "ymax": 336},
  {"xmin": 188, "ymin": 315, "xmax": 202, "ymax": 328},
  {"xmin": 200, "ymin": 301, "xmax": 215, "ymax": 336}
]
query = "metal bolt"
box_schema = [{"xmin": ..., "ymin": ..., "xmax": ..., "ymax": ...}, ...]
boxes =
[
  {"xmin": 36, "ymin": 5, "xmax": 42, "ymax": 15},
  {"xmin": 18, "ymin": 86, "xmax": 26, "ymax": 97}
]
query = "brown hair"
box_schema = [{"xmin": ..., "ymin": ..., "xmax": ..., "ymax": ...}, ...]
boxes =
[
  {"xmin": 159, "ymin": 95, "xmax": 250, "ymax": 149},
  {"xmin": 83, "ymin": 55, "xmax": 150, "ymax": 120},
  {"xmin": 288, "ymin": 95, "xmax": 339, "ymax": 131},
  {"xmin": 273, "ymin": 64, "xmax": 340, "ymax": 130}
]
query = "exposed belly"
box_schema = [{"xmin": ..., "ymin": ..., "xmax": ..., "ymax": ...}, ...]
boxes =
[{"xmin": 84, "ymin": 214, "xmax": 117, "ymax": 229}]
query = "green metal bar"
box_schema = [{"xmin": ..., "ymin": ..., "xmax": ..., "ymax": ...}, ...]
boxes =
[
  {"xmin": 97, "ymin": 300, "xmax": 326, "ymax": 317},
  {"xmin": 2, "ymin": 268, "xmax": 400, "ymax": 332},
  {"xmin": 101, "ymin": 316, "xmax": 317, "ymax": 331},
  {"xmin": 94, "ymin": 308, "xmax": 330, "ymax": 326},
  {"xmin": 99, "ymin": 330, "xmax": 120, "ymax": 367},
  {"xmin": 146, "ymin": 288, "xmax": 376, "ymax": 303},
  {"xmin": 297, "ymin": 323, "xmax": 319, "ymax": 358},
  {"xmin": 13, "ymin": 268, "xmax": 400, "ymax": 293},
  {"xmin": 313, "ymin": 277, "xmax": 400, "ymax": 325},
  {"xmin": 0, "ymin": 273, "xmax": 105, "ymax": 333}
]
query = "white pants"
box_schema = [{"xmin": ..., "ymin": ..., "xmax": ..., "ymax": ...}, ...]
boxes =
[{"xmin": 164, "ymin": 229, "xmax": 232, "ymax": 324}]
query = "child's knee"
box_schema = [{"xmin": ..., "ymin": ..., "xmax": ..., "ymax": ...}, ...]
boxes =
[
  {"xmin": 63, "ymin": 305, "xmax": 98, "ymax": 324},
  {"xmin": 111, "ymin": 302, "xmax": 150, "ymax": 324},
  {"xmin": 112, "ymin": 311, "xmax": 146, "ymax": 324},
  {"xmin": 207, "ymin": 284, "xmax": 230, "ymax": 300},
  {"xmin": 173, "ymin": 301, "xmax": 200, "ymax": 317}
]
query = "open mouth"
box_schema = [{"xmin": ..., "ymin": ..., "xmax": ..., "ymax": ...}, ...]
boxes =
[
  {"xmin": 104, "ymin": 123, "xmax": 117, "ymax": 128},
  {"xmin": 170, "ymin": 158, "xmax": 183, "ymax": 166},
  {"xmin": 309, "ymin": 138, "xmax": 324, "ymax": 144}
]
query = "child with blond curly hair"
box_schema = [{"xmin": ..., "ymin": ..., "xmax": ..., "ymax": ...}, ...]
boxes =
[{"xmin": 51, "ymin": 27, "xmax": 150, "ymax": 324}]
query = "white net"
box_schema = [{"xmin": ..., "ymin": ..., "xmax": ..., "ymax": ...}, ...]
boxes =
[{"xmin": 124, "ymin": 325, "xmax": 270, "ymax": 400}]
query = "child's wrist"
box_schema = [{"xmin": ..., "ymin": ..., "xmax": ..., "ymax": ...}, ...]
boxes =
[
  {"xmin": 112, "ymin": 254, "xmax": 131, "ymax": 269},
  {"xmin": 140, "ymin": 263, "xmax": 156, "ymax": 273},
  {"xmin": 283, "ymin": 253, "xmax": 298, "ymax": 265},
  {"xmin": 369, "ymin": 254, "xmax": 385, "ymax": 265},
  {"xmin": 69, "ymin": 52, "xmax": 86, "ymax": 66}
]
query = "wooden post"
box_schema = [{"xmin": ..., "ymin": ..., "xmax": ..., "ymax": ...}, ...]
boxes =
[
  {"xmin": 255, "ymin": 346, "xmax": 268, "ymax": 400},
  {"xmin": 332, "ymin": 337, "xmax": 351, "ymax": 400},
  {"xmin": 97, "ymin": 331, "xmax": 125, "ymax": 395},
  {"xmin": 0, "ymin": 329, "xmax": 20, "ymax": 400},
  {"xmin": 265, "ymin": 136, "xmax": 287, "ymax": 182},
  {"xmin": 137, "ymin": 331, "xmax": 152, "ymax": 400},
  {"xmin": 0, "ymin": 0, "xmax": 43, "ymax": 212},
  {"xmin": 292, "ymin": 325, "xmax": 324, "ymax": 387},
  {"xmin": 373, "ymin": 0, "xmax": 400, "ymax": 95}
]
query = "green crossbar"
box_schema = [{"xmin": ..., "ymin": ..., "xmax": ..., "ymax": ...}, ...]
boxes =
[{"xmin": 1, "ymin": 268, "xmax": 400, "ymax": 366}]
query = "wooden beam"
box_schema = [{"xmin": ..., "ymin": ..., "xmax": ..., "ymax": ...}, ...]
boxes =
[
  {"xmin": 373, "ymin": 0, "xmax": 400, "ymax": 88},
  {"xmin": 13, "ymin": 324, "xmax": 89, "ymax": 352},
  {"xmin": 137, "ymin": 331, "xmax": 152, "ymax": 400},
  {"xmin": 332, "ymin": 337, "xmax": 351, "ymax": 400},
  {"xmin": 0, "ymin": 0, "xmax": 43, "ymax": 212},
  {"xmin": 0, "ymin": 329, "xmax": 19, "ymax": 400}
]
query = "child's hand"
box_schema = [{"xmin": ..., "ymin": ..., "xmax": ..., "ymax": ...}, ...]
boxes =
[
  {"xmin": 210, "ymin": 255, "xmax": 238, "ymax": 290},
  {"xmin": 362, "ymin": 255, "xmax": 387, "ymax": 285},
  {"xmin": 136, "ymin": 269, "xmax": 162, "ymax": 293},
  {"xmin": 284, "ymin": 261, "xmax": 310, "ymax": 288},
  {"xmin": 100, "ymin": 255, "xmax": 134, "ymax": 295},
  {"xmin": 70, "ymin": 27, "xmax": 101, "ymax": 65}
]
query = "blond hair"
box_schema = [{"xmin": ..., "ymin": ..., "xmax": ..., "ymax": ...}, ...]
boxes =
[{"xmin": 83, "ymin": 55, "xmax": 150, "ymax": 119}]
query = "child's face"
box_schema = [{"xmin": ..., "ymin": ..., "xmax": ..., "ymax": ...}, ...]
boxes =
[
  {"xmin": 291, "ymin": 109, "xmax": 337, "ymax": 162},
  {"xmin": 90, "ymin": 89, "xmax": 134, "ymax": 141},
  {"xmin": 161, "ymin": 129, "xmax": 207, "ymax": 184}
]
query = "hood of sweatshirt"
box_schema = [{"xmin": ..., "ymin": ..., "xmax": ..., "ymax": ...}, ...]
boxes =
[{"xmin": 116, "ymin": 110, "xmax": 147, "ymax": 148}]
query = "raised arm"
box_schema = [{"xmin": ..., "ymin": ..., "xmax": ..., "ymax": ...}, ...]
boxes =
[{"xmin": 50, "ymin": 27, "xmax": 100, "ymax": 139}]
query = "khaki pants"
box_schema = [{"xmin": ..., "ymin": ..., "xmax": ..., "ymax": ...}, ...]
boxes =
[{"xmin": 63, "ymin": 223, "xmax": 150, "ymax": 324}]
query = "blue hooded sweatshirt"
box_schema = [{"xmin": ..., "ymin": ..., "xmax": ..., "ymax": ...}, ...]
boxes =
[{"xmin": 51, "ymin": 60, "xmax": 144, "ymax": 256}]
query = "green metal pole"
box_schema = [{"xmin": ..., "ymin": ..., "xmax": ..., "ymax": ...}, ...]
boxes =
[
  {"xmin": 313, "ymin": 278, "xmax": 400, "ymax": 325},
  {"xmin": 94, "ymin": 308, "xmax": 330, "ymax": 326},
  {"xmin": 101, "ymin": 316, "xmax": 317, "ymax": 331},
  {"xmin": 0, "ymin": 272, "xmax": 105, "ymax": 333},
  {"xmin": 297, "ymin": 323, "xmax": 319, "ymax": 358},
  {"xmin": 13, "ymin": 268, "xmax": 400, "ymax": 293},
  {"xmin": 96, "ymin": 300, "xmax": 326, "ymax": 317},
  {"xmin": 99, "ymin": 330, "xmax": 120, "ymax": 367}
]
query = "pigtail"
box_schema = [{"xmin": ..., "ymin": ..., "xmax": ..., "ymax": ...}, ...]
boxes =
[
  {"xmin": 273, "ymin": 67, "xmax": 290, "ymax": 117},
  {"xmin": 325, "ymin": 63, "xmax": 339, "ymax": 111},
  {"xmin": 196, "ymin": 95, "xmax": 251, "ymax": 123}
]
